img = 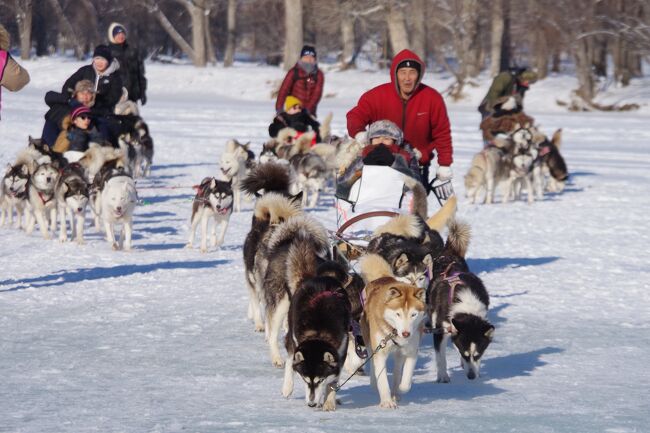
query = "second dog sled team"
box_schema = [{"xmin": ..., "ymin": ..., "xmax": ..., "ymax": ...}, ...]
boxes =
[{"xmin": 2, "ymin": 38, "xmax": 569, "ymax": 410}]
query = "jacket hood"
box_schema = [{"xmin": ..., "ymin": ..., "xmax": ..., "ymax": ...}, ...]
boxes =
[
  {"xmin": 95, "ymin": 58, "xmax": 120, "ymax": 77},
  {"xmin": 390, "ymin": 49, "xmax": 425, "ymax": 97},
  {"xmin": 108, "ymin": 22, "xmax": 126, "ymax": 44},
  {"xmin": 0, "ymin": 24, "xmax": 10, "ymax": 51}
]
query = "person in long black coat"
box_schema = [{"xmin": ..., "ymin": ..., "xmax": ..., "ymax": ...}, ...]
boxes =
[
  {"xmin": 108, "ymin": 23, "xmax": 147, "ymax": 105},
  {"xmin": 41, "ymin": 80, "xmax": 96, "ymax": 146}
]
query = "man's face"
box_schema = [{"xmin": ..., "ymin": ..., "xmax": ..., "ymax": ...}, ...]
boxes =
[
  {"xmin": 76, "ymin": 90, "xmax": 93, "ymax": 106},
  {"xmin": 397, "ymin": 67, "xmax": 419, "ymax": 97},
  {"xmin": 93, "ymin": 57, "xmax": 108, "ymax": 72},
  {"xmin": 115, "ymin": 33, "xmax": 126, "ymax": 44},
  {"xmin": 300, "ymin": 55, "xmax": 316, "ymax": 64}
]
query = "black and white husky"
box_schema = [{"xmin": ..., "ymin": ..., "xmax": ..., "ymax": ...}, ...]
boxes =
[
  {"xmin": 186, "ymin": 177, "xmax": 233, "ymax": 252},
  {"xmin": 428, "ymin": 220, "xmax": 494, "ymax": 382},
  {"xmin": 55, "ymin": 164, "xmax": 89, "ymax": 244},
  {"xmin": 1, "ymin": 162, "xmax": 30, "ymax": 228},
  {"xmin": 282, "ymin": 260, "xmax": 351, "ymax": 411},
  {"xmin": 25, "ymin": 158, "xmax": 60, "ymax": 239}
]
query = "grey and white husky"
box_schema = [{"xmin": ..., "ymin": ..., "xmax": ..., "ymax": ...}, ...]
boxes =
[
  {"xmin": 186, "ymin": 177, "xmax": 233, "ymax": 252},
  {"xmin": 55, "ymin": 164, "xmax": 89, "ymax": 243},
  {"xmin": 25, "ymin": 158, "xmax": 60, "ymax": 239},
  {"xmin": 282, "ymin": 260, "xmax": 351, "ymax": 411},
  {"xmin": 1, "ymin": 162, "xmax": 30, "ymax": 228},
  {"xmin": 289, "ymin": 152, "xmax": 327, "ymax": 208}
]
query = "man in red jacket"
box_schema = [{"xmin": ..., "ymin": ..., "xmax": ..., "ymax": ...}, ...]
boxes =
[
  {"xmin": 275, "ymin": 45, "xmax": 324, "ymax": 116},
  {"xmin": 347, "ymin": 49, "xmax": 453, "ymax": 190}
]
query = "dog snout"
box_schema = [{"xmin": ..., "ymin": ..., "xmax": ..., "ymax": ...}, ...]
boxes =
[
  {"xmin": 401, "ymin": 331, "xmax": 410, "ymax": 338},
  {"xmin": 77, "ymin": 207, "xmax": 83, "ymax": 213},
  {"xmin": 467, "ymin": 370, "xmax": 477, "ymax": 380},
  {"xmin": 307, "ymin": 401, "xmax": 317, "ymax": 408},
  {"xmin": 116, "ymin": 206, "xmax": 122, "ymax": 212},
  {"xmin": 46, "ymin": 177, "xmax": 52, "ymax": 183}
]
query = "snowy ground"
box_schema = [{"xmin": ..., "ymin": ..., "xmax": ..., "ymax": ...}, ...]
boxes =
[{"xmin": 1, "ymin": 59, "xmax": 649, "ymax": 433}]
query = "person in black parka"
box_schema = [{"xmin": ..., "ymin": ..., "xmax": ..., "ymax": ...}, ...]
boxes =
[
  {"xmin": 269, "ymin": 95, "xmax": 321, "ymax": 142},
  {"xmin": 108, "ymin": 23, "xmax": 147, "ymax": 105},
  {"xmin": 41, "ymin": 79, "xmax": 96, "ymax": 147}
]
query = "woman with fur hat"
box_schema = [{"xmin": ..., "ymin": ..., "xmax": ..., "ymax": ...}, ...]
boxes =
[
  {"xmin": 0, "ymin": 24, "xmax": 30, "ymax": 120},
  {"xmin": 268, "ymin": 95, "xmax": 321, "ymax": 142},
  {"xmin": 108, "ymin": 23, "xmax": 147, "ymax": 106},
  {"xmin": 275, "ymin": 45, "xmax": 324, "ymax": 116},
  {"xmin": 61, "ymin": 45, "xmax": 123, "ymax": 117},
  {"xmin": 41, "ymin": 80, "xmax": 96, "ymax": 146}
]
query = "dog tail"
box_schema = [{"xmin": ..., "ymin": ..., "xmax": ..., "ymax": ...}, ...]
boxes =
[
  {"xmin": 254, "ymin": 192, "xmax": 302, "ymax": 224},
  {"xmin": 359, "ymin": 253, "xmax": 394, "ymax": 283},
  {"xmin": 291, "ymin": 131, "xmax": 315, "ymax": 157},
  {"xmin": 446, "ymin": 219, "xmax": 471, "ymax": 258},
  {"xmin": 320, "ymin": 112, "xmax": 333, "ymax": 142},
  {"xmin": 402, "ymin": 175, "xmax": 428, "ymax": 220},
  {"xmin": 241, "ymin": 162, "xmax": 291, "ymax": 196},
  {"xmin": 373, "ymin": 214, "xmax": 423, "ymax": 239},
  {"xmin": 464, "ymin": 155, "xmax": 484, "ymax": 192},
  {"xmin": 426, "ymin": 195, "xmax": 457, "ymax": 232}
]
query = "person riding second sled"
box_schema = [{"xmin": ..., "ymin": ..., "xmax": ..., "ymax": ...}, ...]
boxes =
[
  {"xmin": 269, "ymin": 95, "xmax": 321, "ymax": 144},
  {"xmin": 275, "ymin": 45, "xmax": 324, "ymax": 116},
  {"xmin": 347, "ymin": 49, "xmax": 453, "ymax": 191},
  {"xmin": 478, "ymin": 67, "xmax": 538, "ymax": 120}
]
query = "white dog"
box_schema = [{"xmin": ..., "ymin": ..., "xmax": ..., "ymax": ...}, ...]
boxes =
[
  {"xmin": 100, "ymin": 174, "xmax": 137, "ymax": 250},
  {"xmin": 218, "ymin": 139, "xmax": 249, "ymax": 212}
]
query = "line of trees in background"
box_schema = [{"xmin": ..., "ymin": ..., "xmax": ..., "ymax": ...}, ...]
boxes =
[{"xmin": 1, "ymin": 0, "xmax": 648, "ymax": 108}]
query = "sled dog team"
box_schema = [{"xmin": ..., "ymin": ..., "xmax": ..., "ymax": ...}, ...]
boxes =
[
  {"xmin": 240, "ymin": 161, "xmax": 495, "ymax": 410},
  {"xmin": 1, "ymin": 135, "xmax": 152, "ymax": 251}
]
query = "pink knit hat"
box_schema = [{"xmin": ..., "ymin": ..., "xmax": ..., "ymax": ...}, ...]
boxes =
[{"xmin": 71, "ymin": 105, "xmax": 91, "ymax": 120}]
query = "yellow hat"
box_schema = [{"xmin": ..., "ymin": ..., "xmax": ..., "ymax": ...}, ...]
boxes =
[{"xmin": 284, "ymin": 95, "xmax": 302, "ymax": 111}]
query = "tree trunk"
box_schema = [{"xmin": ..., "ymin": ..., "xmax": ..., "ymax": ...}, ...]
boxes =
[
  {"xmin": 223, "ymin": 0, "xmax": 236, "ymax": 67},
  {"xmin": 45, "ymin": 0, "xmax": 84, "ymax": 59},
  {"xmin": 386, "ymin": 1, "xmax": 409, "ymax": 55},
  {"xmin": 574, "ymin": 38, "xmax": 594, "ymax": 101},
  {"xmin": 591, "ymin": 36, "xmax": 607, "ymax": 78},
  {"xmin": 283, "ymin": 0, "xmax": 303, "ymax": 71},
  {"xmin": 204, "ymin": 8, "xmax": 217, "ymax": 65},
  {"xmin": 149, "ymin": 5, "xmax": 197, "ymax": 63},
  {"xmin": 499, "ymin": 0, "xmax": 510, "ymax": 72},
  {"xmin": 534, "ymin": 27, "xmax": 548, "ymax": 79},
  {"xmin": 14, "ymin": 0, "xmax": 33, "ymax": 60},
  {"xmin": 339, "ymin": 2, "xmax": 355, "ymax": 69},
  {"xmin": 489, "ymin": 0, "xmax": 504, "ymax": 76},
  {"xmin": 411, "ymin": 0, "xmax": 426, "ymax": 61},
  {"xmin": 461, "ymin": 0, "xmax": 481, "ymax": 78},
  {"xmin": 189, "ymin": 1, "xmax": 206, "ymax": 67}
]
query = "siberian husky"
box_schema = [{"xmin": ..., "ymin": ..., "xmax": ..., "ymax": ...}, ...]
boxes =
[
  {"xmin": 358, "ymin": 253, "xmax": 427, "ymax": 408},
  {"xmin": 186, "ymin": 177, "xmax": 233, "ymax": 252},
  {"xmin": 289, "ymin": 152, "xmax": 327, "ymax": 208},
  {"xmin": 218, "ymin": 139, "xmax": 250, "ymax": 212},
  {"xmin": 55, "ymin": 164, "xmax": 89, "ymax": 243},
  {"xmin": 100, "ymin": 173, "xmax": 137, "ymax": 250},
  {"xmin": 464, "ymin": 139, "xmax": 511, "ymax": 204},
  {"xmin": 1, "ymin": 162, "xmax": 30, "ymax": 228},
  {"xmin": 261, "ymin": 214, "xmax": 330, "ymax": 367},
  {"xmin": 533, "ymin": 129, "xmax": 568, "ymax": 195},
  {"xmin": 241, "ymin": 162, "xmax": 301, "ymax": 332},
  {"xmin": 503, "ymin": 127, "xmax": 538, "ymax": 204},
  {"xmin": 428, "ymin": 220, "xmax": 494, "ymax": 382},
  {"xmin": 130, "ymin": 118, "xmax": 154, "ymax": 178},
  {"xmin": 25, "ymin": 158, "xmax": 60, "ymax": 239},
  {"xmin": 281, "ymin": 258, "xmax": 351, "ymax": 411}
]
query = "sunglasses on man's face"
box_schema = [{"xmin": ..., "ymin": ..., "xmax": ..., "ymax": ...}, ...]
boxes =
[{"xmin": 77, "ymin": 114, "xmax": 91, "ymax": 120}]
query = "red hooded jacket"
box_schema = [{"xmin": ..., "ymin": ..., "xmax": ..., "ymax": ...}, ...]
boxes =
[
  {"xmin": 276, "ymin": 64, "xmax": 324, "ymax": 116},
  {"xmin": 346, "ymin": 50, "xmax": 453, "ymax": 166}
]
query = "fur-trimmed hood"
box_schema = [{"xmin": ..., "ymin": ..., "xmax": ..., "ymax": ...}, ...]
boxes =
[{"xmin": 108, "ymin": 22, "xmax": 126, "ymax": 45}]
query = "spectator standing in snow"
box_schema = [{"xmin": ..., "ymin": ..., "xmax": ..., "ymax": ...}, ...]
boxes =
[
  {"xmin": 108, "ymin": 23, "xmax": 147, "ymax": 106},
  {"xmin": 0, "ymin": 24, "xmax": 30, "ymax": 120},
  {"xmin": 275, "ymin": 45, "xmax": 324, "ymax": 116},
  {"xmin": 347, "ymin": 49, "xmax": 453, "ymax": 191}
]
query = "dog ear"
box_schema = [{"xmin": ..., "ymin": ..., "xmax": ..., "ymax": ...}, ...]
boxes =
[
  {"xmin": 415, "ymin": 288, "xmax": 426, "ymax": 303},
  {"xmin": 5, "ymin": 163, "xmax": 11, "ymax": 175},
  {"xmin": 422, "ymin": 253, "xmax": 433, "ymax": 274},
  {"xmin": 210, "ymin": 178, "xmax": 217, "ymax": 189},
  {"xmin": 451, "ymin": 318, "xmax": 463, "ymax": 333},
  {"xmin": 484, "ymin": 325, "xmax": 495, "ymax": 340},
  {"xmin": 385, "ymin": 287, "xmax": 402, "ymax": 301},
  {"xmin": 20, "ymin": 164, "xmax": 30, "ymax": 176},
  {"xmin": 290, "ymin": 191, "xmax": 303, "ymax": 205},
  {"xmin": 293, "ymin": 351, "xmax": 304, "ymax": 364},
  {"xmin": 323, "ymin": 351, "xmax": 337, "ymax": 367},
  {"xmin": 393, "ymin": 253, "xmax": 409, "ymax": 272}
]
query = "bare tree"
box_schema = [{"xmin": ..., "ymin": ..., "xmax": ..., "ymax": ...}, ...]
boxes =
[
  {"xmin": 223, "ymin": 0, "xmax": 236, "ymax": 67},
  {"xmin": 410, "ymin": 0, "xmax": 426, "ymax": 60},
  {"xmin": 13, "ymin": 0, "xmax": 33, "ymax": 60},
  {"xmin": 46, "ymin": 0, "xmax": 84, "ymax": 58},
  {"xmin": 385, "ymin": 1, "xmax": 409, "ymax": 54},
  {"xmin": 339, "ymin": 1, "xmax": 356, "ymax": 68},
  {"xmin": 283, "ymin": 0, "xmax": 303, "ymax": 70}
]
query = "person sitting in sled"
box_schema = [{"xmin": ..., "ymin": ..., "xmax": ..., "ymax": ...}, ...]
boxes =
[
  {"xmin": 268, "ymin": 95, "xmax": 321, "ymax": 144},
  {"xmin": 53, "ymin": 105, "xmax": 105, "ymax": 162}
]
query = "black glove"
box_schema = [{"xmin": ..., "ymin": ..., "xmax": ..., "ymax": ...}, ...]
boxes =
[{"xmin": 140, "ymin": 95, "xmax": 147, "ymax": 106}]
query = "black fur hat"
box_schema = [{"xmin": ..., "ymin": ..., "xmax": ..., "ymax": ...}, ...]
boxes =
[{"xmin": 92, "ymin": 45, "xmax": 112, "ymax": 63}]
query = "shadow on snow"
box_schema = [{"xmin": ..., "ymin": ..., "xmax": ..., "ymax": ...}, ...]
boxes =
[{"xmin": 468, "ymin": 256, "xmax": 560, "ymax": 274}]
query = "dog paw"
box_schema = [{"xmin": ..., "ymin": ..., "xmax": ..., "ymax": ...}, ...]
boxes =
[
  {"xmin": 379, "ymin": 400, "xmax": 398, "ymax": 409},
  {"xmin": 254, "ymin": 323, "xmax": 265, "ymax": 333},
  {"xmin": 272, "ymin": 357, "xmax": 285, "ymax": 368},
  {"xmin": 281, "ymin": 385, "xmax": 293, "ymax": 398},
  {"xmin": 436, "ymin": 374, "xmax": 450, "ymax": 383},
  {"xmin": 322, "ymin": 400, "xmax": 336, "ymax": 412},
  {"xmin": 112, "ymin": 242, "xmax": 120, "ymax": 250},
  {"xmin": 185, "ymin": 243, "xmax": 193, "ymax": 249}
]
